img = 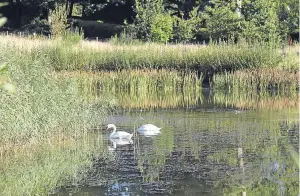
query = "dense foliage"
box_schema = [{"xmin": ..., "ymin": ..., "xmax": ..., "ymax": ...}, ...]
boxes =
[{"xmin": 0, "ymin": 0, "xmax": 298, "ymax": 43}]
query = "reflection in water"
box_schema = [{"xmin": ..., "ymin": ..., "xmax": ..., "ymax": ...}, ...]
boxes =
[
  {"xmin": 52, "ymin": 107, "xmax": 298, "ymax": 195},
  {"xmin": 75, "ymin": 71, "xmax": 298, "ymax": 110},
  {"xmin": 1, "ymin": 77, "xmax": 298, "ymax": 195},
  {"xmin": 0, "ymin": 133, "xmax": 106, "ymax": 196},
  {"xmin": 109, "ymin": 138, "xmax": 133, "ymax": 150}
]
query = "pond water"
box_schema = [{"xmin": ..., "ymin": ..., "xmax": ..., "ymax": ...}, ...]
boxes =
[
  {"xmin": 0, "ymin": 89, "xmax": 298, "ymax": 196},
  {"xmin": 51, "ymin": 91, "xmax": 299, "ymax": 196}
]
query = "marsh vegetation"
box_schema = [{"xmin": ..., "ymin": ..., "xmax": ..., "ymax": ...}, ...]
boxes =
[
  {"xmin": 0, "ymin": 0, "xmax": 299, "ymax": 194},
  {"xmin": 0, "ymin": 35, "xmax": 298, "ymax": 195}
]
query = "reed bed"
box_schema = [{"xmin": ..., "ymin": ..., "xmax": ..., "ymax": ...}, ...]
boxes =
[
  {"xmin": 58, "ymin": 70, "xmax": 203, "ymax": 109},
  {"xmin": 0, "ymin": 44, "xmax": 110, "ymax": 144},
  {"xmin": 212, "ymin": 68, "xmax": 299, "ymax": 92},
  {"xmin": 0, "ymin": 35, "xmax": 293, "ymax": 74}
]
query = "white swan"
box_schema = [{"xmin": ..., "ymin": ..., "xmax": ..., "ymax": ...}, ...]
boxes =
[
  {"xmin": 106, "ymin": 124, "xmax": 133, "ymax": 139},
  {"xmin": 137, "ymin": 124, "xmax": 161, "ymax": 136}
]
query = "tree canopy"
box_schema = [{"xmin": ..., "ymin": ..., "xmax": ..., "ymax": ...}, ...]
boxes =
[{"xmin": 0, "ymin": 0, "xmax": 298, "ymax": 43}]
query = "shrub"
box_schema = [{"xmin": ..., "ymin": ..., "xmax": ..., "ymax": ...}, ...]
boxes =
[
  {"xmin": 201, "ymin": 4, "xmax": 241, "ymax": 41},
  {"xmin": 50, "ymin": 4, "xmax": 68, "ymax": 38},
  {"xmin": 150, "ymin": 13, "xmax": 173, "ymax": 43},
  {"xmin": 134, "ymin": 0, "xmax": 166, "ymax": 41},
  {"xmin": 173, "ymin": 6, "xmax": 201, "ymax": 42}
]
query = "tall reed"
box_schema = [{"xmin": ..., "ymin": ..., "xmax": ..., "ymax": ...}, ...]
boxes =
[
  {"xmin": 1, "ymin": 35, "xmax": 294, "ymax": 74},
  {"xmin": 0, "ymin": 44, "xmax": 110, "ymax": 144},
  {"xmin": 211, "ymin": 68, "xmax": 299, "ymax": 92}
]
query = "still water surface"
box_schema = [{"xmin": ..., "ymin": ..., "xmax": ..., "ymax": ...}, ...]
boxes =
[{"xmin": 53, "ymin": 102, "xmax": 299, "ymax": 195}]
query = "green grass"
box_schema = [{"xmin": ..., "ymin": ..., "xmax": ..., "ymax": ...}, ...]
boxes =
[
  {"xmin": 1, "ymin": 35, "xmax": 298, "ymax": 95},
  {"xmin": 0, "ymin": 42, "xmax": 110, "ymax": 144},
  {"xmin": 0, "ymin": 40, "xmax": 113, "ymax": 195}
]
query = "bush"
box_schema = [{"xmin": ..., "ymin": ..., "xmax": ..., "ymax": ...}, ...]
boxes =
[
  {"xmin": 50, "ymin": 4, "xmax": 68, "ymax": 38},
  {"xmin": 133, "ymin": 0, "xmax": 166, "ymax": 41},
  {"xmin": 109, "ymin": 31, "xmax": 143, "ymax": 45},
  {"xmin": 201, "ymin": 4, "xmax": 241, "ymax": 41},
  {"xmin": 150, "ymin": 13, "xmax": 173, "ymax": 43},
  {"xmin": 173, "ymin": 6, "xmax": 201, "ymax": 42}
]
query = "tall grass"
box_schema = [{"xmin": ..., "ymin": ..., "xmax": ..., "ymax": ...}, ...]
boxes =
[
  {"xmin": 211, "ymin": 68, "xmax": 299, "ymax": 92},
  {"xmin": 58, "ymin": 70, "xmax": 203, "ymax": 109},
  {"xmin": 1, "ymin": 35, "xmax": 296, "ymax": 74},
  {"xmin": 0, "ymin": 132, "xmax": 107, "ymax": 196},
  {"xmin": 0, "ymin": 43, "xmax": 109, "ymax": 144}
]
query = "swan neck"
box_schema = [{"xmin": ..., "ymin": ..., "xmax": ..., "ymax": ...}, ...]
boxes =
[{"xmin": 110, "ymin": 125, "xmax": 117, "ymax": 137}]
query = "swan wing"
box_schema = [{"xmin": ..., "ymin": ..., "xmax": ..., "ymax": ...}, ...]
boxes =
[{"xmin": 113, "ymin": 131, "xmax": 133, "ymax": 139}]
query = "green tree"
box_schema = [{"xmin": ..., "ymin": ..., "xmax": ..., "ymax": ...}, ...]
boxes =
[
  {"xmin": 133, "ymin": 0, "xmax": 173, "ymax": 41},
  {"xmin": 201, "ymin": 1, "xmax": 241, "ymax": 41},
  {"xmin": 241, "ymin": 0, "xmax": 281, "ymax": 42},
  {"xmin": 173, "ymin": 6, "xmax": 201, "ymax": 42},
  {"xmin": 150, "ymin": 13, "xmax": 173, "ymax": 42},
  {"xmin": 276, "ymin": 0, "xmax": 299, "ymax": 41}
]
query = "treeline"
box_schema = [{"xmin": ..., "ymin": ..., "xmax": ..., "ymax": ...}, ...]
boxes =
[{"xmin": 0, "ymin": 0, "xmax": 298, "ymax": 43}]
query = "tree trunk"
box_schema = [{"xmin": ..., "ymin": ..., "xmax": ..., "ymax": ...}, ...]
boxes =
[
  {"xmin": 68, "ymin": 0, "xmax": 74, "ymax": 17},
  {"xmin": 65, "ymin": 0, "xmax": 69, "ymax": 12}
]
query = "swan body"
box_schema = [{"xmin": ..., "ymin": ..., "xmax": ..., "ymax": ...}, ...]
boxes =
[
  {"xmin": 137, "ymin": 124, "xmax": 161, "ymax": 136},
  {"xmin": 106, "ymin": 124, "xmax": 133, "ymax": 139}
]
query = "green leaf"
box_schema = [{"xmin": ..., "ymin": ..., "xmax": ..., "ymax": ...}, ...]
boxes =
[
  {"xmin": 0, "ymin": 17, "xmax": 7, "ymax": 27},
  {"xmin": 0, "ymin": 3, "xmax": 8, "ymax": 7}
]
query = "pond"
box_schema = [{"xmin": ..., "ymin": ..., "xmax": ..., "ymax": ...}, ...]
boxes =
[
  {"xmin": 51, "ymin": 89, "xmax": 298, "ymax": 196},
  {"xmin": 1, "ymin": 89, "xmax": 299, "ymax": 196}
]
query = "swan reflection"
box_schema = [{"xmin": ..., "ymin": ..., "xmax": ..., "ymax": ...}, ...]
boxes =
[{"xmin": 108, "ymin": 138, "xmax": 133, "ymax": 150}]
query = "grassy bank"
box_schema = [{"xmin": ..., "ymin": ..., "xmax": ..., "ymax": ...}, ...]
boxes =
[
  {"xmin": 0, "ymin": 40, "xmax": 113, "ymax": 195},
  {"xmin": 1, "ymin": 35, "xmax": 298, "ymax": 74},
  {"xmin": 0, "ymin": 41, "xmax": 110, "ymax": 144}
]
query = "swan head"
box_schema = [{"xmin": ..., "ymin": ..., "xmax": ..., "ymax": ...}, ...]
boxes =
[{"xmin": 106, "ymin": 124, "xmax": 116, "ymax": 130}]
